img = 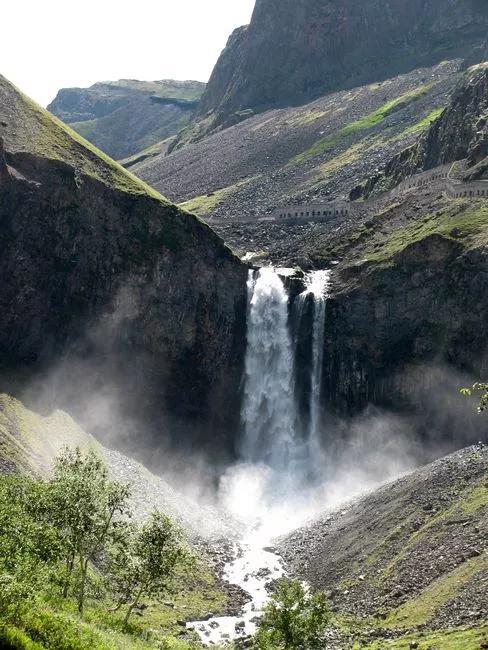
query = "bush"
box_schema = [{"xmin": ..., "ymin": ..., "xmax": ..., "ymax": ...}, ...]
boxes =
[
  {"xmin": 254, "ymin": 579, "xmax": 331, "ymax": 649},
  {"xmin": 0, "ymin": 625, "xmax": 45, "ymax": 650},
  {"xmin": 22, "ymin": 609, "xmax": 113, "ymax": 650}
]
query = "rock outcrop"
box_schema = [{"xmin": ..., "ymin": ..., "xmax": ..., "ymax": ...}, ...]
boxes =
[
  {"xmin": 0, "ymin": 75, "xmax": 247, "ymax": 465},
  {"xmin": 175, "ymin": 0, "xmax": 488, "ymax": 145},
  {"xmin": 357, "ymin": 63, "xmax": 488, "ymax": 197},
  {"xmin": 48, "ymin": 79, "xmax": 205, "ymax": 159}
]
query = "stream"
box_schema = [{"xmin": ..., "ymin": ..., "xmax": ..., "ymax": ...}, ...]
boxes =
[{"xmin": 187, "ymin": 531, "xmax": 285, "ymax": 646}]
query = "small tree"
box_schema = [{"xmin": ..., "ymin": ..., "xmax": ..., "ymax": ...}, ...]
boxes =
[
  {"xmin": 461, "ymin": 382, "xmax": 488, "ymax": 413},
  {"xmin": 49, "ymin": 448, "xmax": 131, "ymax": 614},
  {"xmin": 0, "ymin": 477, "xmax": 61, "ymax": 622},
  {"xmin": 110, "ymin": 512, "xmax": 193, "ymax": 626},
  {"xmin": 254, "ymin": 579, "xmax": 331, "ymax": 650}
]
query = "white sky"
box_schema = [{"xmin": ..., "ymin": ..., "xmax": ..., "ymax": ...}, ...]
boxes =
[{"xmin": 3, "ymin": 0, "xmax": 256, "ymax": 107}]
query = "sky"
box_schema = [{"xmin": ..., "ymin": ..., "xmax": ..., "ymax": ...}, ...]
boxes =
[{"xmin": 3, "ymin": 0, "xmax": 256, "ymax": 107}]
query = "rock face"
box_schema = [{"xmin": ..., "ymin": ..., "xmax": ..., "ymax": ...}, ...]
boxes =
[
  {"xmin": 0, "ymin": 75, "xmax": 247, "ymax": 464},
  {"xmin": 357, "ymin": 63, "xmax": 488, "ymax": 197},
  {"xmin": 279, "ymin": 445, "xmax": 488, "ymax": 646},
  {"xmin": 48, "ymin": 79, "xmax": 205, "ymax": 160},
  {"xmin": 179, "ymin": 0, "xmax": 488, "ymax": 143}
]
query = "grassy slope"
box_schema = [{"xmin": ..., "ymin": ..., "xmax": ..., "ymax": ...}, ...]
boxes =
[
  {"xmin": 53, "ymin": 80, "xmax": 205, "ymax": 160},
  {"xmin": 307, "ymin": 197, "xmax": 488, "ymax": 269},
  {"xmin": 0, "ymin": 75, "xmax": 169, "ymax": 201},
  {"xmin": 290, "ymin": 84, "xmax": 436, "ymax": 165},
  {"xmin": 0, "ymin": 395, "xmax": 228, "ymax": 649},
  {"xmin": 0, "ymin": 394, "xmax": 100, "ymax": 476}
]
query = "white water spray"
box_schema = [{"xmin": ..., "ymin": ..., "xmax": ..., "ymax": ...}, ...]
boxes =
[
  {"xmin": 241, "ymin": 268, "xmax": 297, "ymax": 473},
  {"xmin": 303, "ymin": 271, "xmax": 331, "ymax": 444}
]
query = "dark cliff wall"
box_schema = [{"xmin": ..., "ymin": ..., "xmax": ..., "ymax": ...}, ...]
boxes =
[
  {"xmin": 195, "ymin": 0, "xmax": 488, "ymax": 139},
  {"xmin": 322, "ymin": 232, "xmax": 488, "ymax": 444},
  {"xmin": 0, "ymin": 77, "xmax": 247, "ymax": 464}
]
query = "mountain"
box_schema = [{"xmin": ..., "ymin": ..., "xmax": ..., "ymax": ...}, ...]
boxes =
[
  {"xmin": 130, "ymin": 61, "xmax": 461, "ymax": 224},
  {"xmin": 0, "ymin": 74, "xmax": 247, "ymax": 466},
  {"xmin": 357, "ymin": 62, "xmax": 488, "ymax": 197},
  {"xmin": 171, "ymin": 0, "xmax": 488, "ymax": 147},
  {"xmin": 212, "ymin": 64, "xmax": 488, "ymax": 440},
  {"xmin": 279, "ymin": 444, "xmax": 488, "ymax": 649},
  {"xmin": 48, "ymin": 79, "xmax": 205, "ymax": 159}
]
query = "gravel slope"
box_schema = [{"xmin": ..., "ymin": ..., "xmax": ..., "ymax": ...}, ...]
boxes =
[{"xmin": 278, "ymin": 444, "xmax": 488, "ymax": 646}]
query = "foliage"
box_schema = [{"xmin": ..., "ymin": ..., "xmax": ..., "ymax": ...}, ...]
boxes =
[
  {"xmin": 49, "ymin": 448, "xmax": 131, "ymax": 613},
  {"xmin": 291, "ymin": 84, "xmax": 434, "ymax": 164},
  {"xmin": 460, "ymin": 382, "xmax": 488, "ymax": 412},
  {"xmin": 0, "ymin": 477, "xmax": 62, "ymax": 621},
  {"xmin": 254, "ymin": 580, "xmax": 331, "ymax": 649},
  {"xmin": 0, "ymin": 448, "xmax": 204, "ymax": 649},
  {"xmin": 109, "ymin": 512, "xmax": 194, "ymax": 626}
]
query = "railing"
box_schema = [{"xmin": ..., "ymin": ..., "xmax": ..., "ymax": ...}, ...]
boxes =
[{"xmin": 264, "ymin": 163, "xmax": 488, "ymax": 223}]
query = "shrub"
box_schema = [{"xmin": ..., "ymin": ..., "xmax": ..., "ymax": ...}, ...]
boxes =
[{"xmin": 254, "ymin": 579, "xmax": 331, "ymax": 650}]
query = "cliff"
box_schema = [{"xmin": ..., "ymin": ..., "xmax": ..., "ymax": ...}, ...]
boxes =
[
  {"xmin": 357, "ymin": 63, "xmax": 488, "ymax": 197},
  {"xmin": 174, "ymin": 0, "xmax": 488, "ymax": 145},
  {"xmin": 48, "ymin": 79, "xmax": 205, "ymax": 159},
  {"xmin": 0, "ymin": 75, "xmax": 247, "ymax": 465}
]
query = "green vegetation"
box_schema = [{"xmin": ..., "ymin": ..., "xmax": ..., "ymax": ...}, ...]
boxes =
[
  {"xmin": 1, "ymin": 76, "xmax": 170, "ymax": 202},
  {"xmin": 254, "ymin": 580, "xmax": 331, "ymax": 649},
  {"xmin": 384, "ymin": 555, "xmax": 487, "ymax": 629},
  {"xmin": 0, "ymin": 448, "xmax": 211, "ymax": 650},
  {"xmin": 461, "ymin": 382, "xmax": 488, "ymax": 413},
  {"xmin": 363, "ymin": 201, "xmax": 488, "ymax": 263},
  {"xmin": 0, "ymin": 393, "xmax": 100, "ymax": 475},
  {"xmin": 354, "ymin": 626, "xmax": 488, "ymax": 649},
  {"xmin": 291, "ymin": 84, "xmax": 434, "ymax": 164},
  {"xmin": 179, "ymin": 177, "xmax": 257, "ymax": 216},
  {"xmin": 402, "ymin": 107, "xmax": 445, "ymax": 136}
]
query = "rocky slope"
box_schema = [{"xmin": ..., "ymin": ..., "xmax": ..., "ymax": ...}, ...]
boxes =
[
  {"xmin": 131, "ymin": 61, "xmax": 461, "ymax": 222},
  {"xmin": 358, "ymin": 63, "xmax": 488, "ymax": 198},
  {"xmin": 48, "ymin": 79, "xmax": 205, "ymax": 159},
  {"xmin": 172, "ymin": 0, "xmax": 488, "ymax": 146},
  {"xmin": 279, "ymin": 444, "xmax": 488, "ymax": 649},
  {"xmin": 0, "ymin": 393, "xmax": 234, "ymax": 539},
  {"xmin": 0, "ymin": 75, "xmax": 247, "ymax": 467}
]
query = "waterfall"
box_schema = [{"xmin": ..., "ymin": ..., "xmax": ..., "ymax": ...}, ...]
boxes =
[
  {"xmin": 241, "ymin": 268, "xmax": 297, "ymax": 472},
  {"xmin": 306, "ymin": 271, "xmax": 331, "ymax": 442}
]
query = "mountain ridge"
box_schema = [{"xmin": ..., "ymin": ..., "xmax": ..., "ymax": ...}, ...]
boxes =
[{"xmin": 48, "ymin": 78, "xmax": 205, "ymax": 159}]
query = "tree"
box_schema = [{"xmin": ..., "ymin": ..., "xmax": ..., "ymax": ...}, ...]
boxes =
[
  {"xmin": 0, "ymin": 477, "xmax": 62, "ymax": 622},
  {"xmin": 461, "ymin": 382, "xmax": 488, "ymax": 412},
  {"xmin": 254, "ymin": 579, "xmax": 331, "ymax": 650},
  {"xmin": 49, "ymin": 448, "xmax": 131, "ymax": 614},
  {"xmin": 109, "ymin": 511, "xmax": 193, "ymax": 626}
]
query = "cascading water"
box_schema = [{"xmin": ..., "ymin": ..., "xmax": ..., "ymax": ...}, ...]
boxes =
[
  {"xmin": 303, "ymin": 271, "xmax": 331, "ymax": 445},
  {"xmin": 241, "ymin": 268, "xmax": 298, "ymax": 473},
  {"xmin": 189, "ymin": 268, "xmax": 332, "ymax": 647}
]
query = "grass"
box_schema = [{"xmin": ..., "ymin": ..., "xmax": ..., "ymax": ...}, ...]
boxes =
[
  {"xmin": 290, "ymin": 84, "xmax": 434, "ymax": 164},
  {"xmin": 363, "ymin": 201, "xmax": 488, "ymax": 263},
  {"xmin": 179, "ymin": 177, "xmax": 257, "ymax": 216},
  {"xmin": 354, "ymin": 626, "xmax": 488, "ymax": 649},
  {"xmin": 384, "ymin": 554, "xmax": 487, "ymax": 629},
  {"xmin": 402, "ymin": 107, "xmax": 445, "ymax": 136},
  {"xmin": 0, "ymin": 76, "xmax": 170, "ymax": 202},
  {"xmin": 0, "ymin": 394, "xmax": 100, "ymax": 476},
  {"xmin": 1, "ymin": 559, "xmax": 227, "ymax": 649}
]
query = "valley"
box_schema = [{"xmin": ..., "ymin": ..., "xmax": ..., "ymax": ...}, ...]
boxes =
[{"xmin": 1, "ymin": 1, "xmax": 488, "ymax": 649}]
